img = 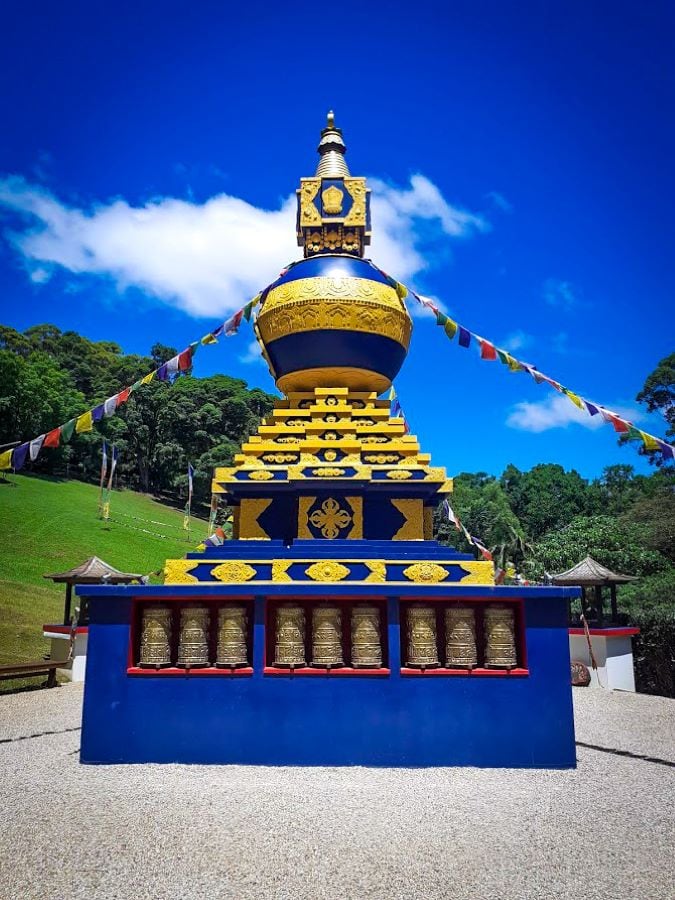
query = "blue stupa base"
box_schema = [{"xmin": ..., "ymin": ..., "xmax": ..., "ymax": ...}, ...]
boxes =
[{"xmin": 78, "ymin": 579, "xmax": 577, "ymax": 768}]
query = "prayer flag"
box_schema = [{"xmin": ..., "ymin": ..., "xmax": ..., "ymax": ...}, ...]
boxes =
[
  {"xmin": 12, "ymin": 442, "xmax": 29, "ymax": 470},
  {"xmin": 60, "ymin": 419, "xmax": 76, "ymax": 442},
  {"xmin": 116, "ymin": 387, "xmax": 131, "ymax": 406},
  {"xmin": 472, "ymin": 537, "xmax": 493, "ymax": 561},
  {"xmin": 106, "ymin": 445, "xmax": 118, "ymax": 492},
  {"xmin": 656, "ymin": 439, "xmax": 674, "ymax": 460},
  {"xmin": 395, "ymin": 281, "xmax": 408, "ymax": 301},
  {"xmin": 435, "ymin": 311, "xmax": 448, "ymax": 327},
  {"xmin": 625, "ymin": 426, "xmax": 642, "ymax": 441},
  {"xmin": 496, "ymin": 349, "xmax": 509, "ymax": 365},
  {"xmin": 177, "ymin": 348, "xmax": 193, "ymax": 371},
  {"xmin": 584, "ymin": 401, "xmax": 600, "ymax": 416},
  {"xmin": 507, "ymin": 356, "xmax": 526, "ymax": 373},
  {"xmin": 29, "ymin": 434, "xmax": 45, "ymax": 462},
  {"xmin": 224, "ymin": 309, "xmax": 244, "ymax": 336},
  {"xmin": 44, "ymin": 427, "xmax": 60, "ymax": 448},
  {"xmin": 76, "ymin": 411, "xmax": 93, "ymax": 433},
  {"xmin": 608, "ymin": 415, "xmax": 629, "ymax": 434},
  {"xmin": 156, "ymin": 364, "xmax": 169, "ymax": 382},
  {"xmin": 201, "ymin": 331, "xmax": 218, "ymax": 345},
  {"xmin": 480, "ymin": 340, "xmax": 497, "ymax": 360},
  {"xmin": 99, "ymin": 440, "xmax": 108, "ymax": 493},
  {"xmin": 458, "ymin": 327, "xmax": 471, "ymax": 348},
  {"xmin": 141, "ymin": 371, "xmax": 155, "ymax": 385},
  {"xmin": 166, "ymin": 355, "xmax": 180, "ymax": 376},
  {"xmin": 563, "ymin": 389, "xmax": 585, "ymax": 410},
  {"xmin": 187, "ymin": 463, "xmax": 195, "ymax": 505},
  {"xmin": 104, "ymin": 395, "xmax": 118, "ymax": 417},
  {"xmin": 639, "ymin": 431, "xmax": 661, "ymax": 452},
  {"xmin": 0, "ymin": 449, "xmax": 13, "ymax": 470},
  {"xmin": 443, "ymin": 318, "xmax": 458, "ymax": 340},
  {"xmin": 443, "ymin": 499, "xmax": 461, "ymax": 531},
  {"xmin": 92, "ymin": 404, "xmax": 105, "ymax": 423}
]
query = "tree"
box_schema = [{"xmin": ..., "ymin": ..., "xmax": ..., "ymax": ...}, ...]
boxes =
[
  {"xmin": 630, "ymin": 351, "xmax": 674, "ymax": 467},
  {"xmin": 500, "ymin": 463, "xmax": 590, "ymax": 538}
]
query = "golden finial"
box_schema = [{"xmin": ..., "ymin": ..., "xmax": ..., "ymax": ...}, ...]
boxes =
[
  {"xmin": 327, "ymin": 110, "xmax": 335, "ymax": 129},
  {"xmin": 317, "ymin": 109, "xmax": 349, "ymax": 177}
]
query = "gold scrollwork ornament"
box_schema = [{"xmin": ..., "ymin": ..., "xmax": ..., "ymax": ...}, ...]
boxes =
[
  {"xmin": 211, "ymin": 561, "xmax": 257, "ymax": 583},
  {"xmin": 403, "ymin": 563, "xmax": 449, "ymax": 584}
]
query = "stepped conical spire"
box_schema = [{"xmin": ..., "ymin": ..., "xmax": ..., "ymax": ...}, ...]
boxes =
[{"xmin": 315, "ymin": 110, "xmax": 350, "ymax": 177}]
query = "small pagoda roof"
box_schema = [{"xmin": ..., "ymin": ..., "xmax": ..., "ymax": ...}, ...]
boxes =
[
  {"xmin": 551, "ymin": 555, "xmax": 637, "ymax": 586},
  {"xmin": 43, "ymin": 556, "xmax": 142, "ymax": 584}
]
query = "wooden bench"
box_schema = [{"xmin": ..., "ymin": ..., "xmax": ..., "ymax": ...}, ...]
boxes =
[{"xmin": 0, "ymin": 660, "xmax": 62, "ymax": 688}]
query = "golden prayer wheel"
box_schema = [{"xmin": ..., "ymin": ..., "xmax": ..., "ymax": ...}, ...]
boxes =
[
  {"xmin": 311, "ymin": 604, "xmax": 343, "ymax": 668},
  {"xmin": 274, "ymin": 603, "xmax": 306, "ymax": 668},
  {"xmin": 216, "ymin": 605, "xmax": 249, "ymax": 667},
  {"xmin": 444, "ymin": 606, "xmax": 478, "ymax": 669},
  {"xmin": 405, "ymin": 604, "xmax": 439, "ymax": 668},
  {"xmin": 484, "ymin": 604, "xmax": 517, "ymax": 669},
  {"xmin": 177, "ymin": 604, "xmax": 211, "ymax": 668},
  {"xmin": 138, "ymin": 604, "xmax": 173, "ymax": 668},
  {"xmin": 351, "ymin": 604, "xmax": 382, "ymax": 668}
]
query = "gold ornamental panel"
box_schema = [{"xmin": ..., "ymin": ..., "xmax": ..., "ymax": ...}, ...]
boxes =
[
  {"xmin": 163, "ymin": 559, "xmax": 199, "ymax": 584},
  {"xmin": 274, "ymin": 604, "xmax": 306, "ymax": 667},
  {"xmin": 138, "ymin": 605, "xmax": 173, "ymax": 667},
  {"xmin": 239, "ymin": 498, "xmax": 272, "ymax": 540},
  {"xmin": 211, "ymin": 561, "xmax": 257, "ymax": 584},
  {"xmin": 484, "ymin": 605, "xmax": 518, "ymax": 669},
  {"xmin": 403, "ymin": 563, "xmax": 449, "ymax": 584},
  {"xmin": 298, "ymin": 179, "xmax": 321, "ymax": 226},
  {"xmin": 322, "ymin": 184, "xmax": 344, "ymax": 215},
  {"xmin": 311, "ymin": 604, "xmax": 344, "ymax": 667},
  {"xmin": 406, "ymin": 604, "xmax": 439, "ymax": 668},
  {"xmin": 445, "ymin": 607, "xmax": 478, "ymax": 669},
  {"xmin": 351, "ymin": 604, "xmax": 382, "ymax": 668},
  {"xmin": 260, "ymin": 276, "xmax": 406, "ymax": 314},
  {"xmin": 391, "ymin": 498, "xmax": 424, "ymax": 541},
  {"xmin": 343, "ymin": 177, "xmax": 368, "ymax": 227}
]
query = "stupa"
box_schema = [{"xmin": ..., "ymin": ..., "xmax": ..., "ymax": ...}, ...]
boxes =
[{"xmin": 79, "ymin": 115, "xmax": 578, "ymax": 767}]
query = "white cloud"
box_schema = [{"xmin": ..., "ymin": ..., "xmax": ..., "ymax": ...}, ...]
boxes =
[
  {"xmin": 485, "ymin": 191, "xmax": 513, "ymax": 213},
  {"xmin": 543, "ymin": 277, "xmax": 579, "ymax": 310},
  {"xmin": 500, "ymin": 330, "xmax": 532, "ymax": 352},
  {"xmin": 239, "ymin": 338, "xmax": 264, "ymax": 366},
  {"xmin": 506, "ymin": 394, "xmax": 643, "ymax": 433},
  {"xmin": 0, "ymin": 173, "xmax": 487, "ymax": 319}
]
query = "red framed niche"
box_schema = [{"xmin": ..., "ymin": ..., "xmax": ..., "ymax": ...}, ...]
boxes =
[
  {"xmin": 127, "ymin": 595, "xmax": 254, "ymax": 676},
  {"xmin": 400, "ymin": 597, "xmax": 529, "ymax": 676},
  {"xmin": 263, "ymin": 596, "xmax": 390, "ymax": 676}
]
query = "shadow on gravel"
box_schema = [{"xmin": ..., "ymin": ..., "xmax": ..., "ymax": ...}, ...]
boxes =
[{"xmin": 577, "ymin": 740, "xmax": 675, "ymax": 768}]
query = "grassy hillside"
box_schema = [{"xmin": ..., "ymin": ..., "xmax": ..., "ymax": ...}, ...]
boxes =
[{"xmin": 0, "ymin": 473, "xmax": 209, "ymax": 667}]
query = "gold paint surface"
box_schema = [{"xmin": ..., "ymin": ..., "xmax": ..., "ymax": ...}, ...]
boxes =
[
  {"xmin": 211, "ymin": 561, "xmax": 257, "ymax": 583},
  {"xmin": 216, "ymin": 605, "xmax": 249, "ymax": 667},
  {"xmin": 163, "ymin": 559, "xmax": 199, "ymax": 584},
  {"xmin": 311, "ymin": 604, "xmax": 343, "ymax": 667},
  {"xmin": 138, "ymin": 605, "xmax": 172, "ymax": 667},
  {"xmin": 444, "ymin": 607, "xmax": 477, "ymax": 669},
  {"xmin": 391, "ymin": 498, "xmax": 424, "ymax": 541},
  {"xmin": 177, "ymin": 605, "xmax": 210, "ymax": 667},
  {"xmin": 403, "ymin": 562, "xmax": 449, "ymax": 584},
  {"xmin": 406, "ymin": 604, "xmax": 439, "ymax": 668},
  {"xmin": 239, "ymin": 498, "xmax": 273, "ymax": 540},
  {"xmin": 305, "ymin": 560, "xmax": 350, "ymax": 582},
  {"xmin": 274, "ymin": 604, "xmax": 306, "ymax": 667},
  {"xmin": 351, "ymin": 604, "xmax": 382, "ymax": 667},
  {"xmin": 484, "ymin": 605, "xmax": 518, "ymax": 669}
]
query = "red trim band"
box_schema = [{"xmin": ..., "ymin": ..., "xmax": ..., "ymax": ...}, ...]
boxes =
[
  {"xmin": 43, "ymin": 624, "xmax": 89, "ymax": 635},
  {"xmin": 568, "ymin": 627, "xmax": 639, "ymax": 637}
]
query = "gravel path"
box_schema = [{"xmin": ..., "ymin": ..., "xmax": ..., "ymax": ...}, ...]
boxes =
[{"xmin": 0, "ymin": 684, "xmax": 673, "ymax": 900}]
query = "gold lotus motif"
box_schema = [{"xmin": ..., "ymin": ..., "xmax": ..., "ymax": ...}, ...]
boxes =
[
  {"xmin": 212, "ymin": 561, "xmax": 257, "ymax": 583},
  {"xmin": 387, "ymin": 470, "xmax": 413, "ymax": 480},
  {"xmin": 403, "ymin": 563, "xmax": 449, "ymax": 584},
  {"xmin": 309, "ymin": 497, "xmax": 352, "ymax": 539},
  {"xmin": 305, "ymin": 560, "xmax": 350, "ymax": 582},
  {"xmin": 311, "ymin": 467, "xmax": 346, "ymax": 477},
  {"xmin": 249, "ymin": 470, "xmax": 273, "ymax": 481}
]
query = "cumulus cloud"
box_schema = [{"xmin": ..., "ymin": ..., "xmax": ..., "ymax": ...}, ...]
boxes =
[
  {"xmin": 506, "ymin": 394, "xmax": 642, "ymax": 433},
  {"xmin": 0, "ymin": 173, "xmax": 487, "ymax": 319},
  {"xmin": 500, "ymin": 330, "xmax": 532, "ymax": 352},
  {"xmin": 543, "ymin": 277, "xmax": 579, "ymax": 310}
]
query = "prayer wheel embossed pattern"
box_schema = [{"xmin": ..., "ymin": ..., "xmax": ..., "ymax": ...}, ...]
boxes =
[
  {"xmin": 177, "ymin": 605, "xmax": 210, "ymax": 668},
  {"xmin": 311, "ymin": 604, "xmax": 343, "ymax": 668},
  {"xmin": 406, "ymin": 604, "xmax": 439, "ymax": 668},
  {"xmin": 274, "ymin": 604, "xmax": 306, "ymax": 667},
  {"xmin": 216, "ymin": 605, "xmax": 248, "ymax": 667},
  {"xmin": 484, "ymin": 605, "xmax": 517, "ymax": 669},
  {"xmin": 138, "ymin": 604, "xmax": 173, "ymax": 667},
  {"xmin": 444, "ymin": 607, "xmax": 478, "ymax": 669},
  {"xmin": 351, "ymin": 604, "xmax": 382, "ymax": 668}
]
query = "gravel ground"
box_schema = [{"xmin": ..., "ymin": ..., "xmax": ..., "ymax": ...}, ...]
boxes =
[{"xmin": 0, "ymin": 685, "xmax": 673, "ymax": 900}]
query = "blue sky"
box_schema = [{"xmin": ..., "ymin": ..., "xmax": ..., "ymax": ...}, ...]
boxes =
[{"xmin": 1, "ymin": 0, "xmax": 673, "ymax": 479}]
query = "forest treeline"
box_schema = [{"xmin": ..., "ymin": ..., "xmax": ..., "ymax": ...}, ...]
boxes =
[{"xmin": 1, "ymin": 324, "xmax": 673, "ymax": 694}]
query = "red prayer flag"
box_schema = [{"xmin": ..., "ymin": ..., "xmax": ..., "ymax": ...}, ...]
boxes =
[
  {"xmin": 43, "ymin": 427, "xmax": 61, "ymax": 448},
  {"xmin": 177, "ymin": 348, "xmax": 193, "ymax": 371},
  {"xmin": 116, "ymin": 387, "xmax": 131, "ymax": 406},
  {"xmin": 609, "ymin": 415, "xmax": 630, "ymax": 433},
  {"xmin": 480, "ymin": 340, "xmax": 497, "ymax": 360}
]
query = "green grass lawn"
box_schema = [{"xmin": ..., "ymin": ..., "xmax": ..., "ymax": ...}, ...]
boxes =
[{"xmin": 0, "ymin": 473, "xmax": 209, "ymax": 671}]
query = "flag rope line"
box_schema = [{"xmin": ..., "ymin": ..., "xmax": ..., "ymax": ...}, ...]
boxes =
[{"xmin": 399, "ymin": 282, "xmax": 674, "ymax": 460}]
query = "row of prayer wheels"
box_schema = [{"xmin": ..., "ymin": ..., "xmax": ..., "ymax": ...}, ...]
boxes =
[
  {"xmin": 406, "ymin": 603, "xmax": 518, "ymax": 669},
  {"xmin": 137, "ymin": 604, "xmax": 249, "ymax": 668},
  {"xmin": 274, "ymin": 603, "xmax": 382, "ymax": 668}
]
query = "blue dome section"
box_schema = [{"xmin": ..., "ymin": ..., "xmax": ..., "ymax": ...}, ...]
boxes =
[{"xmin": 257, "ymin": 253, "xmax": 412, "ymax": 395}]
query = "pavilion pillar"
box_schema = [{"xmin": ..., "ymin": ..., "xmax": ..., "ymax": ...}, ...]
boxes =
[
  {"xmin": 63, "ymin": 583, "xmax": 73, "ymax": 625},
  {"xmin": 594, "ymin": 585, "xmax": 603, "ymax": 625},
  {"xmin": 610, "ymin": 583, "xmax": 618, "ymax": 623}
]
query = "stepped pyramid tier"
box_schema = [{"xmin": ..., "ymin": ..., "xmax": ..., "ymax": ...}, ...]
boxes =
[{"xmin": 255, "ymin": 113, "xmax": 412, "ymax": 395}]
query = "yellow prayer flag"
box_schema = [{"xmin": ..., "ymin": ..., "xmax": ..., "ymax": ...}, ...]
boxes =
[
  {"xmin": 564, "ymin": 390, "xmax": 585, "ymax": 410},
  {"xmin": 201, "ymin": 333, "xmax": 218, "ymax": 345},
  {"xmin": 76, "ymin": 411, "xmax": 93, "ymax": 433},
  {"xmin": 183, "ymin": 514, "xmax": 190, "ymax": 531},
  {"xmin": 102, "ymin": 502, "xmax": 110, "ymax": 520},
  {"xmin": 640, "ymin": 431, "xmax": 661, "ymax": 451},
  {"xmin": 0, "ymin": 449, "xmax": 13, "ymax": 470},
  {"xmin": 141, "ymin": 371, "xmax": 155, "ymax": 385}
]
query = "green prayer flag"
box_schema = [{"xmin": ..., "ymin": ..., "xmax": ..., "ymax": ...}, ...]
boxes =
[
  {"xmin": 60, "ymin": 419, "xmax": 76, "ymax": 443},
  {"xmin": 496, "ymin": 350, "xmax": 509, "ymax": 365}
]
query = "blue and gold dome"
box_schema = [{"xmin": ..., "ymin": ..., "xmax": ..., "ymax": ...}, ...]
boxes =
[{"xmin": 255, "ymin": 113, "xmax": 412, "ymax": 395}]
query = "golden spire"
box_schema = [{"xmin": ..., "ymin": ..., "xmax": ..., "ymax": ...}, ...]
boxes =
[{"xmin": 316, "ymin": 110, "xmax": 350, "ymax": 177}]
